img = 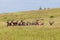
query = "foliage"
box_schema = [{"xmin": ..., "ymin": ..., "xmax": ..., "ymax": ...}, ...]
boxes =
[{"xmin": 50, "ymin": 16, "xmax": 54, "ymax": 18}]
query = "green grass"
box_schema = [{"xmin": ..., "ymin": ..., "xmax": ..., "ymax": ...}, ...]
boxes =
[
  {"xmin": 0, "ymin": 8, "xmax": 60, "ymax": 40},
  {"xmin": 0, "ymin": 26, "xmax": 60, "ymax": 40},
  {"xmin": 0, "ymin": 8, "xmax": 60, "ymax": 21}
]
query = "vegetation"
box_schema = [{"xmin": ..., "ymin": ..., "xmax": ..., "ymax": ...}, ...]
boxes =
[
  {"xmin": 0, "ymin": 8, "xmax": 60, "ymax": 40},
  {"xmin": 0, "ymin": 26, "xmax": 60, "ymax": 40},
  {"xmin": 0, "ymin": 8, "xmax": 60, "ymax": 21},
  {"xmin": 50, "ymin": 16, "xmax": 54, "ymax": 18}
]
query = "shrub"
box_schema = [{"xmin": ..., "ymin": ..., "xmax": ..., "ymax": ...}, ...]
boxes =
[
  {"xmin": 4, "ymin": 17, "xmax": 7, "ymax": 19},
  {"xmin": 50, "ymin": 16, "xmax": 54, "ymax": 18}
]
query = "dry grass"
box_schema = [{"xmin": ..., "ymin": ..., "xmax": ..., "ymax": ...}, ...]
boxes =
[{"xmin": 0, "ymin": 8, "xmax": 60, "ymax": 40}]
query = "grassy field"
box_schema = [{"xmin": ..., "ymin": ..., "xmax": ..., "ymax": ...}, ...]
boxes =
[
  {"xmin": 0, "ymin": 8, "xmax": 60, "ymax": 21},
  {"xmin": 0, "ymin": 26, "xmax": 60, "ymax": 40},
  {"xmin": 0, "ymin": 8, "xmax": 60, "ymax": 40}
]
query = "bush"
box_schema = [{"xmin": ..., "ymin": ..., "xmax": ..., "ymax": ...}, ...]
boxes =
[
  {"xmin": 50, "ymin": 16, "xmax": 54, "ymax": 18},
  {"xmin": 4, "ymin": 17, "xmax": 7, "ymax": 19}
]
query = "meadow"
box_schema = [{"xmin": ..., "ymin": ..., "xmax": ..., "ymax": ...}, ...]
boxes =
[{"xmin": 0, "ymin": 8, "xmax": 60, "ymax": 40}]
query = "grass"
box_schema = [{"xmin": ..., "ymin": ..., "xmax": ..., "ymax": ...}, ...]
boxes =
[
  {"xmin": 0, "ymin": 26, "xmax": 60, "ymax": 40},
  {"xmin": 0, "ymin": 8, "xmax": 60, "ymax": 21},
  {"xmin": 0, "ymin": 8, "xmax": 60, "ymax": 40},
  {"xmin": 0, "ymin": 21, "xmax": 60, "ymax": 40}
]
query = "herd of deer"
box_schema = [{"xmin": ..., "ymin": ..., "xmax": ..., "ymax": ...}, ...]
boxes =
[{"xmin": 7, "ymin": 19, "xmax": 54, "ymax": 27}]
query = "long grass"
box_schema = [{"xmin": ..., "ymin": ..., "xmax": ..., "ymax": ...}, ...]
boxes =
[
  {"xmin": 0, "ymin": 26, "xmax": 60, "ymax": 40},
  {"xmin": 0, "ymin": 8, "xmax": 60, "ymax": 40}
]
